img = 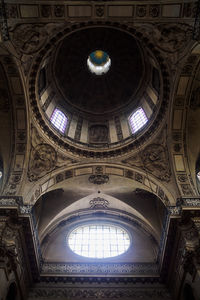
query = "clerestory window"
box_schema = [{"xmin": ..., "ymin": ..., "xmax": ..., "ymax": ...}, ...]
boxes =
[
  {"xmin": 129, "ymin": 107, "xmax": 148, "ymax": 134},
  {"xmin": 50, "ymin": 108, "xmax": 68, "ymax": 133}
]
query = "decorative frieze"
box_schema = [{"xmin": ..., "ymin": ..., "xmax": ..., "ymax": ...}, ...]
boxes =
[
  {"xmin": 29, "ymin": 286, "xmax": 171, "ymax": 299},
  {"xmin": 42, "ymin": 262, "xmax": 159, "ymax": 276}
]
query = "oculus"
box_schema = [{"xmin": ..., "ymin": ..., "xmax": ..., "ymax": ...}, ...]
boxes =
[
  {"xmin": 87, "ymin": 50, "xmax": 111, "ymax": 75},
  {"xmin": 68, "ymin": 224, "xmax": 130, "ymax": 258}
]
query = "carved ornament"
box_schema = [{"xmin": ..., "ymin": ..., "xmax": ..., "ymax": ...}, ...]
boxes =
[
  {"xmin": 123, "ymin": 143, "xmax": 171, "ymax": 182},
  {"xmin": 28, "ymin": 143, "xmax": 57, "ymax": 181},
  {"xmin": 89, "ymin": 197, "xmax": 109, "ymax": 209}
]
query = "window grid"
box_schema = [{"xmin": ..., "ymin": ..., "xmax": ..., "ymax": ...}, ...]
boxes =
[
  {"xmin": 197, "ymin": 171, "xmax": 200, "ymax": 182},
  {"xmin": 129, "ymin": 108, "xmax": 148, "ymax": 134},
  {"xmin": 68, "ymin": 225, "xmax": 130, "ymax": 258},
  {"xmin": 50, "ymin": 109, "xmax": 67, "ymax": 133}
]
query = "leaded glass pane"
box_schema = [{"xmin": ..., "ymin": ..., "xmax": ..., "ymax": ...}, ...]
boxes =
[
  {"xmin": 129, "ymin": 108, "xmax": 148, "ymax": 134},
  {"xmin": 68, "ymin": 224, "xmax": 130, "ymax": 258}
]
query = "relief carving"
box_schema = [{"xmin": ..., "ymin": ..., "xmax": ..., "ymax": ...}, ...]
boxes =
[
  {"xmin": 28, "ymin": 143, "xmax": 57, "ymax": 181},
  {"xmin": 153, "ymin": 24, "xmax": 192, "ymax": 53},
  {"xmin": 123, "ymin": 143, "xmax": 171, "ymax": 182},
  {"xmin": 12, "ymin": 24, "xmax": 48, "ymax": 54},
  {"xmin": 89, "ymin": 124, "xmax": 109, "ymax": 143},
  {"xmin": 28, "ymin": 127, "xmax": 77, "ymax": 181}
]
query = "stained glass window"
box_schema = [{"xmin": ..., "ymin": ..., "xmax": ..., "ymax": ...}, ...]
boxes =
[
  {"xmin": 68, "ymin": 224, "xmax": 130, "ymax": 258},
  {"xmin": 129, "ymin": 107, "xmax": 148, "ymax": 134},
  {"xmin": 50, "ymin": 109, "xmax": 68, "ymax": 133}
]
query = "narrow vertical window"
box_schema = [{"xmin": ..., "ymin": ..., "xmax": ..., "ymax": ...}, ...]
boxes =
[
  {"xmin": 129, "ymin": 108, "xmax": 148, "ymax": 134},
  {"xmin": 197, "ymin": 171, "xmax": 200, "ymax": 182},
  {"xmin": 50, "ymin": 109, "xmax": 68, "ymax": 133}
]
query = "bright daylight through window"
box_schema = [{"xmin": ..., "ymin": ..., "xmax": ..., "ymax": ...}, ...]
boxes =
[
  {"xmin": 68, "ymin": 224, "xmax": 130, "ymax": 259},
  {"xmin": 129, "ymin": 107, "xmax": 148, "ymax": 134},
  {"xmin": 87, "ymin": 50, "xmax": 111, "ymax": 75},
  {"xmin": 50, "ymin": 109, "xmax": 68, "ymax": 133},
  {"xmin": 197, "ymin": 171, "xmax": 200, "ymax": 182}
]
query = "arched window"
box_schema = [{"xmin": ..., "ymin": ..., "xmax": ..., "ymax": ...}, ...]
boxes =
[
  {"xmin": 129, "ymin": 107, "xmax": 148, "ymax": 134},
  {"xmin": 50, "ymin": 109, "xmax": 68, "ymax": 133},
  {"xmin": 68, "ymin": 224, "xmax": 130, "ymax": 259},
  {"xmin": 197, "ymin": 171, "xmax": 200, "ymax": 182}
]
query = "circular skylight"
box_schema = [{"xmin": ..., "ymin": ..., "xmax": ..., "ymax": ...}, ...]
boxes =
[
  {"xmin": 68, "ymin": 224, "xmax": 130, "ymax": 258},
  {"xmin": 87, "ymin": 50, "xmax": 111, "ymax": 75}
]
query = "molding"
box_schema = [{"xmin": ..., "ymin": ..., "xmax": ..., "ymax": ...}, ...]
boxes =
[
  {"xmin": 42, "ymin": 262, "xmax": 159, "ymax": 276},
  {"xmin": 29, "ymin": 286, "xmax": 170, "ymax": 299}
]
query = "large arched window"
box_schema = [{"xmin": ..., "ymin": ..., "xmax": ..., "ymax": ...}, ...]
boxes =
[
  {"xmin": 68, "ymin": 224, "xmax": 130, "ymax": 259},
  {"xmin": 50, "ymin": 108, "xmax": 68, "ymax": 133},
  {"xmin": 129, "ymin": 107, "xmax": 148, "ymax": 134}
]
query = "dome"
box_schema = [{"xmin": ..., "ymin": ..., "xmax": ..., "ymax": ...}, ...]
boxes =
[{"xmin": 34, "ymin": 24, "xmax": 168, "ymax": 154}]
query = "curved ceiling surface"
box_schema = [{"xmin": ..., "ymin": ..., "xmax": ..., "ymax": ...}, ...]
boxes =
[{"xmin": 54, "ymin": 27, "xmax": 145, "ymax": 115}]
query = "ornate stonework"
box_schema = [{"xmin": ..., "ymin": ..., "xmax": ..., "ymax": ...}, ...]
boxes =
[
  {"xmin": 28, "ymin": 143, "xmax": 57, "ymax": 181},
  {"xmin": 29, "ymin": 286, "xmax": 171, "ymax": 299},
  {"xmin": 42, "ymin": 262, "xmax": 159, "ymax": 276},
  {"xmin": 123, "ymin": 143, "xmax": 171, "ymax": 182},
  {"xmin": 89, "ymin": 197, "xmax": 109, "ymax": 209}
]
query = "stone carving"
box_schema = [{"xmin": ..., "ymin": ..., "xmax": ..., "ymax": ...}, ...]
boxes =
[
  {"xmin": 89, "ymin": 124, "xmax": 109, "ymax": 143},
  {"xmin": 89, "ymin": 174, "xmax": 109, "ymax": 185},
  {"xmin": 153, "ymin": 24, "xmax": 192, "ymax": 53},
  {"xmin": 12, "ymin": 24, "xmax": 48, "ymax": 54},
  {"xmin": 29, "ymin": 287, "xmax": 170, "ymax": 299},
  {"xmin": 7, "ymin": 4, "xmax": 18, "ymax": 18},
  {"xmin": 178, "ymin": 175, "xmax": 187, "ymax": 182},
  {"xmin": 181, "ymin": 184, "xmax": 193, "ymax": 196},
  {"xmin": 150, "ymin": 5, "xmax": 160, "ymax": 18},
  {"xmin": 42, "ymin": 262, "xmax": 159, "ymax": 275},
  {"xmin": 124, "ymin": 144, "xmax": 171, "ymax": 182},
  {"xmin": 182, "ymin": 198, "xmax": 200, "ymax": 207},
  {"xmin": 20, "ymin": 205, "xmax": 32, "ymax": 214},
  {"xmin": 54, "ymin": 5, "xmax": 64, "ymax": 17},
  {"xmin": 0, "ymin": 197, "xmax": 22, "ymax": 206},
  {"xmin": 41, "ymin": 5, "xmax": 51, "ymax": 18},
  {"xmin": 90, "ymin": 197, "xmax": 109, "ymax": 209},
  {"xmin": 168, "ymin": 206, "xmax": 181, "ymax": 216},
  {"xmin": 28, "ymin": 143, "xmax": 57, "ymax": 181},
  {"xmin": 96, "ymin": 5, "xmax": 104, "ymax": 17},
  {"xmin": 136, "ymin": 5, "xmax": 146, "ymax": 17}
]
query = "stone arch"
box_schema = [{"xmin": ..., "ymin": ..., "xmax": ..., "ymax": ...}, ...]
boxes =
[
  {"xmin": 170, "ymin": 42, "xmax": 200, "ymax": 197},
  {"xmin": 0, "ymin": 53, "xmax": 28, "ymax": 196},
  {"xmin": 23, "ymin": 163, "xmax": 176, "ymax": 206}
]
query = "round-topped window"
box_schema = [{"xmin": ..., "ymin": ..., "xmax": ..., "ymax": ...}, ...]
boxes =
[
  {"xmin": 68, "ymin": 224, "xmax": 130, "ymax": 258},
  {"xmin": 87, "ymin": 50, "xmax": 111, "ymax": 75}
]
